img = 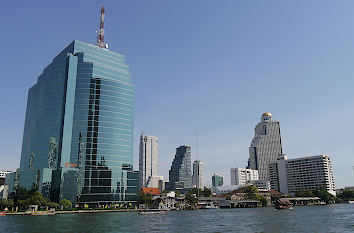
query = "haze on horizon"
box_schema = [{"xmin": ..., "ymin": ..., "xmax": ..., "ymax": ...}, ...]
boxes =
[{"xmin": 0, "ymin": 0, "xmax": 353, "ymax": 188}]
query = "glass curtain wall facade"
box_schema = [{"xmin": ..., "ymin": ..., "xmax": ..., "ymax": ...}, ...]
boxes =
[
  {"xmin": 212, "ymin": 174, "xmax": 223, "ymax": 187},
  {"xmin": 12, "ymin": 40, "xmax": 138, "ymax": 206},
  {"xmin": 168, "ymin": 146, "xmax": 192, "ymax": 191}
]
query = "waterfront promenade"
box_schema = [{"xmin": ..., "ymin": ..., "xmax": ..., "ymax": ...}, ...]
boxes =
[{"xmin": 1, "ymin": 204, "xmax": 353, "ymax": 232}]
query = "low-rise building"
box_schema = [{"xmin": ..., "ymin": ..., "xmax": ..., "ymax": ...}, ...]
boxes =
[
  {"xmin": 0, "ymin": 171, "xmax": 12, "ymax": 186},
  {"xmin": 269, "ymin": 155, "xmax": 336, "ymax": 196},
  {"xmin": 246, "ymin": 180, "xmax": 270, "ymax": 191},
  {"xmin": 230, "ymin": 168, "xmax": 259, "ymax": 186},
  {"xmin": 213, "ymin": 185, "xmax": 242, "ymax": 195}
]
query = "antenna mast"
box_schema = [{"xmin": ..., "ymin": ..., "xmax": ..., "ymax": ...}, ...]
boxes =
[
  {"xmin": 97, "ymin": 5, "xmax": 108, "ymax": 48},
  {"xmin": 196, "ymin": 131, "xmax": 199, "ymax": 161}
]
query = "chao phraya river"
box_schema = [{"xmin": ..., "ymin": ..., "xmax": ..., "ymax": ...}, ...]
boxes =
[{"xmin": 1, "ymin": 204, "xmax": 353, "ymax": 232}]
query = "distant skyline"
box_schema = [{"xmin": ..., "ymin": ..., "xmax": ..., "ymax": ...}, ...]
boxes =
[{"xmin": 1, "ymin": 0, "xmax": 354, "ymax": 188}]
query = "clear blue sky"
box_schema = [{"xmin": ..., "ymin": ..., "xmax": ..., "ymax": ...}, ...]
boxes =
[{"xmin": 0, "ymin": 0, "xmax": 353, "ymax": 188}]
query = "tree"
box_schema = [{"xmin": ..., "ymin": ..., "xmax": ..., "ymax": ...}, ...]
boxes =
[
  {"xmin": 48, "ymin": 202, "xmax": 59, "ymax": 209},
  {"xmin": 0, "ymin": 199, "xmax": 14, "ymax": 210},
  {"xmin": 7, "ymin": 199, "xmax": 14, "ymax": 208},
  {"xmin": 18, "ymin": 199, "xmax": 29, "ymax": 209},
  {"xmin": 202, "ymin": 188, "xmax": 212, "ymax": 197},
  {"xmin": 185, "ymin": 192, "xmax": 197, "ymax": 208},
  {"xmin": 259, "ymin": 197, "xmax": 268, "ymax": 207},
  {"xmin": 338, "ymin": 189, "xmax": 354, "ymax": 201},
  {"xmin": 245, "ymin": 185, "xmax": 259, "ymax": 200},
  {"xmin": 295, "ymin": 188, "xmax": 314, "ymax": 197},
  {"xmin": 138, "ymin": 191, "xmax": 153, "ymax": 207},
  {"xmin": 59, "ymin": 198, "xmax": 72, "ymax": 209},
  {"xmin": 313, "ymin": 186, "xmax": 334, "ymax": 204}
]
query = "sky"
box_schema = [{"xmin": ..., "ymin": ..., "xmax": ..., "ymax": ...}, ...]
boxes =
[{"xmin": 0, "ymin": 0, "xmax": 354, "ymax": 188}]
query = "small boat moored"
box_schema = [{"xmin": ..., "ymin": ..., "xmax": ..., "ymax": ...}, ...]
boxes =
[{"xmin": 138, "ymin": 209, "xmax": 167, "ymax": 214}]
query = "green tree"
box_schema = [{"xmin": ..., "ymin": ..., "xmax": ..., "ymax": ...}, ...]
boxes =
[
  {"xmin": 18, "ymin": 199, "xmax": 29, "ymax": 209},
  {"xmin": 185, "ymin": 192, "xmax": 197, "ymax": 208},
  {"xmin": 7, "ymin": 199, "xmax": 14, "ymax": 208},
  {"xmin": 338, "ymin": 189, "xmax": 354, "ymax": 201},
  {"xmin": 202, "ymin": 188, "xmax": 212, "ymax": 197},
  {"xmin": 244, "ymin": 185, "xmax": 259, "ymax": 200},
  {"xmin": 27, "ymin": 191, "xmax": 47, "ymax": 206},
  {"xmin": 259, "ymin": 197, "xmax": 268, "ymax": 207},
  {"xmin": 295, "ymin": 188, "xmax": 314, "ymax": 197},
  {"xmin": 313, "ymin": 186, "xmax": 334, "ymax": 204},
  {"xmin": 0, "ymin": 199, "xmax": 14, "ymax": 209},
  {"xmin": 59, "ymin": 198, "xmax": 72, "ymax": 209},
  {"xmin": 138, "ymin": 191, "xmax": 153, "ymax": 207}
]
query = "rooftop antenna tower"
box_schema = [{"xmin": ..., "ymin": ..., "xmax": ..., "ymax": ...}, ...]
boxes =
[
  {"xmin": 196, "ymin": 131, "xmax": 199, "ymax": 161},
  {"xmin": 96, "ymin": 5, "xmax": 108, "ymax": 49}
]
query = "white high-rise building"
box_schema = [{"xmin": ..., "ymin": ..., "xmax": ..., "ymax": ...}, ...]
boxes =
[
  {"xmin": 230, "ymin": 168, "xmax": 259, "ymax": 186},
  {"xmin": 247, "ymin": 112, "xmax": 283, "ymax": 180},
  {"xmin": 139, "ymin": 133, "xmax": 159, "ymax": 188},
  {"xmin": 192, "ymin": 160, "xmax": 203, "ymax": 189},
  {"xmin": 268, "ymin": 155, "xmax": 336, "ymax": 196}
]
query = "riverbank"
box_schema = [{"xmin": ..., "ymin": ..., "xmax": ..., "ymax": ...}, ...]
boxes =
[{"xmin": 5, "ymin": 208, "xmax": 140, "ymax": 215}]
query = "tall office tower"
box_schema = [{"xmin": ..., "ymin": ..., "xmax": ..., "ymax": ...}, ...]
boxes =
[
  {"xmin": 268, "ymin": 155, "xmax": 336, "ymax": 196},
  {"xmin": 212, "ymin": 174, "xmax": 224, "ymax": 187},
  {"xmin": 247, "ymin": 112, "xmax": 283, "ymax": 180},
  {"xmin": 168, "ymin": 146, "xmax": 192, "ymax": 191},
  {"xmin": 192, "ymin": 160, "xmax": 203, "ymax": 189},
  {"xmin": 139, "ymin": 134, "xmax": 159, "ymax": 188},
  {"xmin": 230, "ymin": 168, "xmax": 259, "ymax": 186},
  {"xmin": 5, "ymin": 7, "xmax": 138, "ymax": 206}
]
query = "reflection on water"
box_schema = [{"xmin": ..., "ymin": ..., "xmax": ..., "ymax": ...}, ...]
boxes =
[{"xmin": 1, "ymin": 204, "xmax": 353, "ymax": 233}]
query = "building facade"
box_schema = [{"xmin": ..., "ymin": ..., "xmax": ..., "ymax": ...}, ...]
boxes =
[
  {"xmin": 212, "ymin": 174, "xmax": 224, "ymax": 187},
  {"xmin": 247, "ymin": 112, "xmax": 283, "ymax": 180},
  {"xmin": 268, "ymin": 155, "xmax": 336, "ymax": 196},
  {"xmin": 139, "ymin": 134, "xmax": 160, "ymax": 188},
  {"xmin": 0, "ymin": 171, "xmax": 12, "ymax": 186},
  {"xmin": 168, "ymin": 146, "xmax": 192, "ymax": 191},
  {"xmin": 192, "ymin": 160, "xmax": 203, "ymax": 189},
  {"xmin": 6, "ymin": 40, "xmax": 138, "ymax": 206},
  {"xmin": 230, "ymin": 168, "xmax": 259, "ymax": 186}
]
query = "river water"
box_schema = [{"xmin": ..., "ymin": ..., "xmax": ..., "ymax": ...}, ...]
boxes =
[{"xmin": 1, "ymin": 204, "xmax": 353, "ymax": 233}]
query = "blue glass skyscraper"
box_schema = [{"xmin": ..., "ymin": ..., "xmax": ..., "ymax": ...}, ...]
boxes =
[{"xmin": 7, "ymin": 40, "xmax": 138, "ymax": 206}]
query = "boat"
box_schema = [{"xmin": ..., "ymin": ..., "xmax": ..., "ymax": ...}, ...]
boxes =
[
  {"xmin": 200, "ymin": 204, "xmax": 219, "ymax": 209},
  {"xmin": 0, "ymin": 212, "xmax": 6, "ymax": 216},
  {"xmin": 348, "ymin": 200, "xmax": 354, "ymax": 204},
  {"xmin": 138, "ymin": 209, "xmax": 167, "ymax": 214},
  {"xmin": 26, "ymin": 210, "xmax": 56, "ymax": 216},
  {"xmin": 275, "ymin": 198, "xmax": 293, "ymax": 210},
  {"xmin": 275, "ymin": 205, "xmax": 292, "ymax": 209}
]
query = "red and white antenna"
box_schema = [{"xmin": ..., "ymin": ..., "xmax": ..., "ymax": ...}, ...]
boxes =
[{"xmin": 96, "ymin": 5, "xmax": 108, "ymax": 48}]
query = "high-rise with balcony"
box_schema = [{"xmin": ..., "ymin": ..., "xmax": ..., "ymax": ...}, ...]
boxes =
[
  {"xmin": 247, "ymin": 112, "xmax": 283, "ymax": 180},
  {"xmin": 268, "ymin": 155, "xmax": 336, "ymax": 196},
  {"xmin": 139, "ymin": 134, "xmax": 162, "ymax": 188}
]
